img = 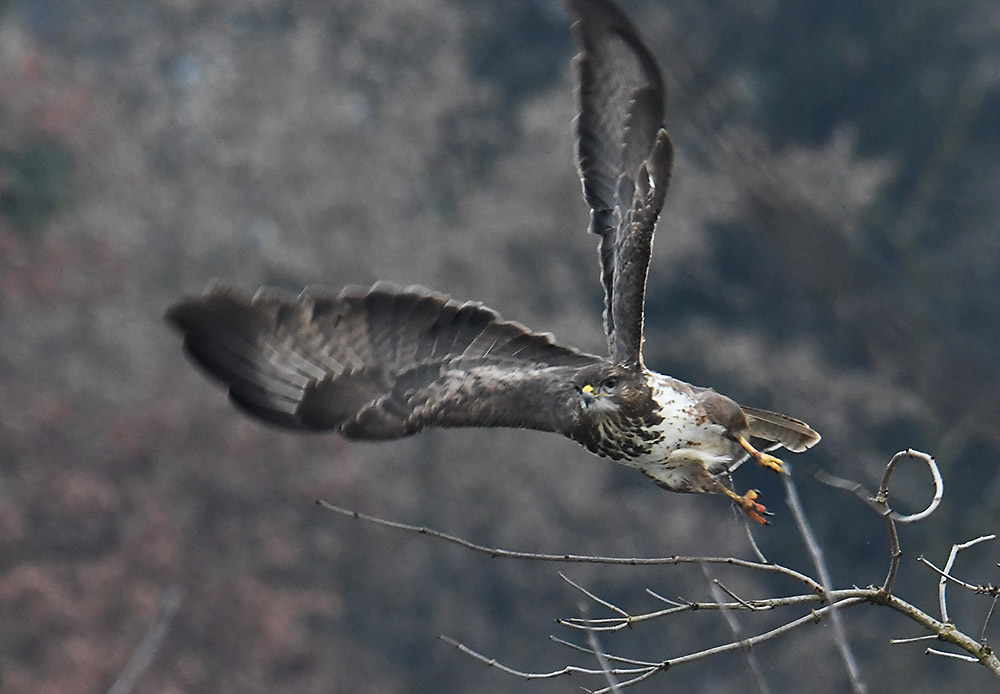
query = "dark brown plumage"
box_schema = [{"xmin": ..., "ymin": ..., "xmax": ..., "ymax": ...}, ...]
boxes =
[{"xmin": 167, "ymin": 0, "xmax": 820, "ymax": 523}]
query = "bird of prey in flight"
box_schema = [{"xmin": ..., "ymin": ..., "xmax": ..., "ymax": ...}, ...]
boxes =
[{"xmin": 168, "ymin": 0, "xmax": 820, "ymax": 523}]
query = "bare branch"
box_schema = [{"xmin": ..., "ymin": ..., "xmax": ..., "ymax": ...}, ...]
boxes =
[
  {"xmin": 982, "ymin": 597, "xmax": 999, "ymax": 644},
  {"xmin": 879, "ymin": 592, "xmax": 1000, "ymax": 676},
  {"xmin": 783, "ymin": 469, "xmax": 866, "ymax": 694},
  {"xmin": 322, "ymin": 445, "xmax": 1000, "ymax": 687},
  {"xmin": 558, "ymin": 572, "xmax": 630, "ymax": 618},
  {"xmin": 744, "ymin": 516, "xmax": 770, "ymax": 563},
  {"xmin": 549, "ymin": 635, "xmax": 658, "ymax": 667},
  {"xmin": 813, "ymin": 449, "xmax": 940, "ymax": 594},
  {"xmin": 445, "ymin": 597, "xmax": 870, "ymax": 691},
  {"xmin": 561, "ymin": 590, "xmax": 867, "ymax": 632},
  {"xmin": 572, "ymin": 602, "xmax": 627, "ymax": 693},
  {"xmin": 878, "ymin": 449, "xmax": 944, "ymax": 523},
  {"xmin": 889, "ymin": 634, "xmax": 939, "ymax": 644},
  {"xmin": 586, "ymin": 629, "xmax": 624, "ymax": 693},
  {"xmin": 645, "ymin": 589, "xmax": 685, "ymax": 607},
  {"xmin": 703, "ymin": 565, "xmax": 773, "ymax": 694},
  {"xmin": 316, "ymin": 499, "xmax": 826, "ymax": 592},
  {"xmin": 438, "ymin": 635, "xmax": 657, "ymax": 680},
  {"xmin": 812, "ymin": 449, "xmax": 943, "ymax": 524},
  {"xmin": 918, "ymin": 535, "xmax": 998, "ymax": 622},
  {"xmin": 712, "ymin": 578, "xmax": 765, "ymax": 611},
  {"xmin": 926, "ymin": 648, "xmax": 980, "ymax": 663},
  {"xmin": 106, "ymin": 585, "xmax": 185, "ymax": 694},
  {"xmin": 809, "ymin": 468, "xmax": 876, "ymax": 507}
]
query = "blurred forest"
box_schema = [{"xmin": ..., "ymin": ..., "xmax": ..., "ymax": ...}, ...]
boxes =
[{"xmin": 2, "ymin": 0, "xmax": 999, "ymax": 691}]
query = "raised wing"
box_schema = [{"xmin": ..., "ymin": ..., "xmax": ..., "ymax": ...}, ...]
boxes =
[
  {"xmin": 568, "ymin": 0, "xmax": 673, "ymax": 368},
  {"xmin": 167, "ymin": 282, "xmax": 602, "ymax": 439}
]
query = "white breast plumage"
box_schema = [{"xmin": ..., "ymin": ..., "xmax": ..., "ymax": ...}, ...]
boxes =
[{"xmin": 621, "ymin": 372, "xmax": 743, "ymax": 482}]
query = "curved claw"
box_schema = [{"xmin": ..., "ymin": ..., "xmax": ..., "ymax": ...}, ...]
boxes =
[{"xmin": 723, "ymin": 487, "xmax": 772, "ymax": 525}]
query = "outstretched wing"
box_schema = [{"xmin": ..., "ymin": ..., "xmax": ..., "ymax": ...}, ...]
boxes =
[
  {"xmin": 568, "ymin": 0, "xmax": 673, "ymax": 368},
  {"xmin": 167, "ymin": 282, "xmax": 602, "ymax": 440}
]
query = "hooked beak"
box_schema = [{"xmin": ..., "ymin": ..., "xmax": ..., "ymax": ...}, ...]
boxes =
[{"xmin": 581, "ymin": 384, "xmax": 596, "ymax": 407}]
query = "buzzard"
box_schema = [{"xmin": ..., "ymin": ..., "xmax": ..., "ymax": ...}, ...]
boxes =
[{"xmin": 168, "ymin": 0, "xmax": 820, "ymax": 523}]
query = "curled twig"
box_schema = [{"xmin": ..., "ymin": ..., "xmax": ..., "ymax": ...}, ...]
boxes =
[
  {"xmin": 878, "ymin": 449, "xmax": 944, "ymax": 523},
  {"xmin": 813, "ymin": 449, "xmax": 942, "ymax": 593},
  {"xmin": 812, "ymin": 449, "xmax": 943, "ymax": 523}
]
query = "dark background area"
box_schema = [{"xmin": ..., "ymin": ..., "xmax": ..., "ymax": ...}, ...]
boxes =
[{"xmin": 2, "ymin": 0, "xmax": 999, "ymax": 691}]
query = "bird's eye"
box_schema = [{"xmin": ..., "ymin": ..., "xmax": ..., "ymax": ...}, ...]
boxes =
[{"xmin": 603, "ymin": 377, "xmax": 618, "ymax": 389}]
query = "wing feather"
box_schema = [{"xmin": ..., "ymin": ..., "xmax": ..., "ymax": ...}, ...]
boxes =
[
  {"xmin": 167, "ymin": 283, "xmax": 602, "ymax": 439},
  {"xmin": 568, "ymin": 0, "xmax": 672, "ymax": 367}
]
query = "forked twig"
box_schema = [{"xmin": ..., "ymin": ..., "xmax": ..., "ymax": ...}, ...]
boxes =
[{"xmin": 917, "ymin": 534, "xmax": 998, "ymax": 623}]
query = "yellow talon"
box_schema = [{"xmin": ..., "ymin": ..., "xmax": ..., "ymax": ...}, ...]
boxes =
[
  {"xmin": 739, "ymin": 435, "xmax": 787, "ymax": 475},
  {"xmin": 723, "ymin": 486, "xmax": 771, "ymax": 525}
]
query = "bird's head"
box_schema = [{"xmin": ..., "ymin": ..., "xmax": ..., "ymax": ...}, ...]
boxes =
[{"xmin": 574, "ymin": 364, "xmax": 636, "ymax": 416}]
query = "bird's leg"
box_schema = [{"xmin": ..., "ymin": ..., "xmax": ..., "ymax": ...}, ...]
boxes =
[
  {"xmin": 739, "ymin": 435, "xmax": 786, "ymax": 475},
  {"xmin": 720, "ymin": 486, "xmax": 772, "ymax": 525},
  {"xmin": 678, "ymin": 465, "xmax": 773, "ymax": 525}
]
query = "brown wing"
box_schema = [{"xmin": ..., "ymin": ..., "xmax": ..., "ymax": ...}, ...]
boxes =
[
  {"xmin": 568, "ymin": 0, "xmax": 673, "ymax": 368},
  {"xmin": 167, "ymin": 282, "xmax": 602, "ymax": 439}
]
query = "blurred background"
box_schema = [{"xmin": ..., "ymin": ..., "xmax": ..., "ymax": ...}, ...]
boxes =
[{"xmin": 2, "ymin": 0, "xmax": 999, "ymax": 691}]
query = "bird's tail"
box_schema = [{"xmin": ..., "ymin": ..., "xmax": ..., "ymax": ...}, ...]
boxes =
[{"xmin": 741, "ymin": 406, "xmax": 821, "ymax": 453}]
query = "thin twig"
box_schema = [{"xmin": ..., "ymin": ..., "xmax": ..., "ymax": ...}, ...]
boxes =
[
  {"xmin": 316, "ymin": 499, "xmax": 825, "ymax": 592},
  {"xmin": 918, "ymin": 555, "xmax": 985, "ymax": 595},
  {"xmin": 744, "ymin": 523, "xmax": 769, "ymax": 564},
  {"xmin": 438, "ymin": 635, "xmax": 655, "ymax": 680},
  {"xmin": 577, "ymin": 602, "xmax": 625, "ymax": 693},
  {"xmin": 939, "ymin": 535, "xmax": 997, "ymax": 622},
  {"xmin": 783, "ymin": 469, "xmax": 866, "ymax": 694},
  {"xmin": 814, "ymin": 450, "xmax": 941, "ymax": 594},
  {"xmin": 880, "ymin": 450, "xmax": 944, "ymax": 523},
  {"xmin": 982, "ymin": 596, "xmax": 999, "ymax": 644},
  {"xmin": 550, "ymin": 635, "xmax": 659, "ymax": 667},
  {"xmin": 559, "ymin": 590, "xmax": 869, "ymax": 632},
  {"xmin": 559, "ymin": 572, "xmax": 630, "ymax": 617},
  {"xmin": 926, "ymin": 648, "xmax": 980, "ymax": 663},
  {"xmin": 106, "ymin": 585, "xmax": 184, "ymax": 694},
  {"xmin": 713, "ymin": 579, "xmax": 764, "ymax": 611},
  {"xmin": 644, "ymin": 588, "xmax": 685, "ymax": 607},
  {"xmin": 879, "ymin": 592, "xmax": 1000, "ymax": 676},
  {"xmin": 703, "ymin": 564, "xmax": 772, "ymax": 694},
  {"xmin": 889, "ymin": 634, "xmax": 939, "ymax": 644},
  {"xmin": 446, "ymin": 597, "xmax": 869, "ymax": 691},
  {"xmin": 812, "ymin": 449, "xmax": 943, "ymax": 523}
]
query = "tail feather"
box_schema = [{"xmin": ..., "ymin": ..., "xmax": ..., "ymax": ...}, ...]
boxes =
[{"xmin": 741, "ymin": 406, "xmax": 821, "ymax": 453}]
